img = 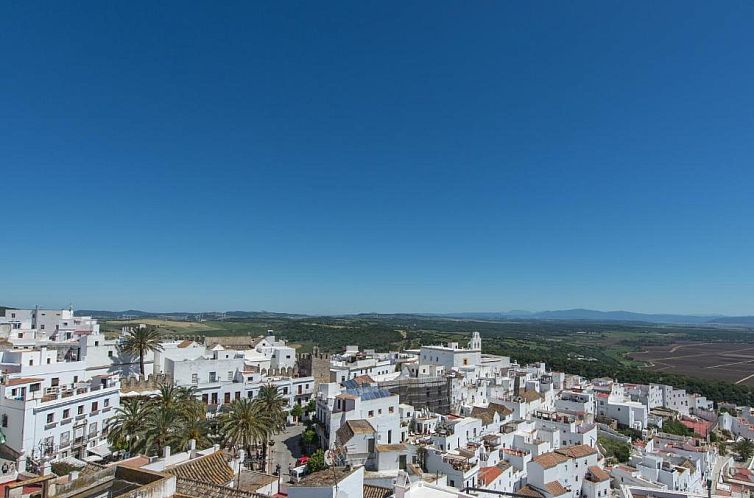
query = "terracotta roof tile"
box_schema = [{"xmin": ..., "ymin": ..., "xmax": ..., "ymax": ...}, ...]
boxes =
[
  {"xmin": 363, "ymin": 484, "xmax": 392, "ymax": 498},
  {"xmin": 5, "ymin": 377, "xmax": 43, "ymax": 386},
  {"xmin": 478, "ymin": 466, "xmax": 502, "ymax": 485},
  {"xmin": 470, "ymin": 403, "xmax": 512, "ymax": 425},
  {"xmin": 544, "ymin": 481, "xmax": 569, "ymax": 496},
  {"xmin": 555, "ymin": 444, "xmax": 598, "ymax": 459},
  {"xmin": 532, "ymin": 452, "xmax": 569, "ymax": 469},
  {"xmin": 521, "ymin": 390, "xmax": 543, "ymax": 403},
  {"xmin": 346, "ymin": 419, "xmax": 376, "ymax": 434},
  {"xmin": 587, "ymin": 466, "xmax": 610, "ymax": 482},
  {"xmin": 375, "ymin": 444, "xmax": 406, "ymax": 452},
  {"xmin": 517, "ymin": 485, "xmax": 545, "ymax": 498},
  {"xmin": 167, "ymin": 452, "xmax": 234, "ymax": 485},
  {"xmin": 175, "ymin": 478, "xmax": 267, "ymax": 498}
]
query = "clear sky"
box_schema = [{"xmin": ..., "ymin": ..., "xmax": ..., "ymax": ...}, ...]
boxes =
[{"xmin": 2, "ymin": 2, "xmax": 754, "ymax": 315}]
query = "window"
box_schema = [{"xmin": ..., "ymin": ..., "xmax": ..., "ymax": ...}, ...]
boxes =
[
  {"xmin": 224, "ymin": 393, "xmax": 231, "ymax": 403},
  {"xmin": 104, "ymin": 398, "xmax": 110, "ymax": 408},
  {"xmin": 1, "ymin": 415, "xmax": 6, "ymax": 427},
  {"xmin": 17, "ymin": 333, "xmax": 22, "ymax": 339},
  {"xmin": 389, "ymin": 406, "xmax": 394, "ymax": 413},
  {"xmin": 227, "ymin": 371, "xmax": 233, "ymax": 381},
  {"xmin": 40, "ymin": 324, "xmax": 45, "ymax": 330},
  {"xmin": 63, "ymin": 409, "xmax": 70, "ymax": 419},
  {"xmin": 95, "ymin": 341, "xmax": 99, "ymax": 346},
  {"xmin": 378, "ymin": 409, "xmax": 382, "ymax": 415},
  {"xmin": 91, "ymin": 402, "xmax": 98, "ymax": 412},
  {"xmin": 60, "ymin": 431, "xmax": 70, "ymax": 446},
  {"xmin": 47, "ymin": 413, "xmax": 54, "ymax": 424},
  {"xmin": 46, "ymin": 358, "xmax": 51, "ymax": 364},
  {"xmin": 73, "ymin": 376, "xmax": 78, "ymax": 383},
  {"xmin": 108, "ymin": 350, "xmax": 113, "ymax": 357},
  {"xmin": 368, "ymin": 410, "xmax": 374, "ymax": 417},
  {"xmin": 89, "ymin": 422, "xmax": 97, "ymax": 434},
  {"xmin": 191, "ymin": 373, "xmax": 198, "ymax": 384},
  {"xmin": 28, "ymin": 360, "xmax": 33, "ymax": 366}
]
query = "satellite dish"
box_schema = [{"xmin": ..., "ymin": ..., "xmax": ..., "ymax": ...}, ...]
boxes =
[{"xmin": 324, "ymin": 450, "xmax": 336, "ymax": 466}]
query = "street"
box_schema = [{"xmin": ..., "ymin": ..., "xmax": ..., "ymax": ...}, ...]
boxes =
[
  {"xmin": 711, "ymin": 454, "xmax": 732, "ymax": 494},
  {"xmin": 268, "ymin": 423, "xmax": 305, "ymax": 477}
]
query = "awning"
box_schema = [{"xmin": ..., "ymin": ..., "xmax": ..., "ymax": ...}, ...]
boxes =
[{"xmin": 87, "ymin": 443, "xmax": 112, "ymax": 458}]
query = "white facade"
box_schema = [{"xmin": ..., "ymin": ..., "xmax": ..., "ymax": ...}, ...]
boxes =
[
  {"xmin": 0, "ymin": 348, "xmax": 119, "ymax": 467},
  {"xmin": 315, "ymin": 382, "xmax": 401, "ymax": 450}
]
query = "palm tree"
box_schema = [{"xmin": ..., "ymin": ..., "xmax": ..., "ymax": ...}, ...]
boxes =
[
  {"xmin": 256, "ymin": 385, "xmax": 288, "ymax": 470},
  {"xmin": 108, "ymin": 398, "xmax": 150, "ymax": 455},
  {"xmin": 143, "ymin": 406, "xmax": 176, "ymax": 456},
  {"xmin": 220, "ymin": 399, "xmax": 273, "ymax": 459},
  {"xmin": 119, "ymin": 325, "xmax": 164, "ymax": 377},
  {"xmin": 257, "ymin": 385, "xmax": 287, "ymax": 432},
  {"xmin": 152, "ymin": 383, "xmax": 195, "ymax": 414}
]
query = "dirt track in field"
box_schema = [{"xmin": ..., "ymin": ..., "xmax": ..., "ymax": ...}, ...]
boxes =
[{"xmin": 630, "ymin": 342, "xmax": 754, "ymax": 385}]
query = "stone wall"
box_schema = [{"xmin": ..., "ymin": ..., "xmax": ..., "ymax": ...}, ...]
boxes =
[
  {"xmin": 120, "ymin": 374, "xmax": 173, "ymax": 392},
  {"xmin": 296, "ymin": 348, "xmax": 331, "ymax": 388}
]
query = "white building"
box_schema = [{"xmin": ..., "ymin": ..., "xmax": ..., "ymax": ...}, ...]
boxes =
[
  {"xmin": 527, "ymin": 445, "xmax": 601, "ymax": 498},
  {"xmin": 0, "ymin": 347, "xmax": 119, "ymax": 467},
  {"xmin": 315, "ymin": 382, "xmax": 401, "ymax": 453},
  {"xmin": 595, "ymin": 393, "xmax": 648, "ymax": 430}
]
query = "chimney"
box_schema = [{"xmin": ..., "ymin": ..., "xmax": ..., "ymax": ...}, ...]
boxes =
[
  {"xmin": 189, "ymin": 439, "xmax": 196, "ymax": 458},
  {"xmin": 163, "ymin": 446, "xmax": 171, "ymax": 460}
]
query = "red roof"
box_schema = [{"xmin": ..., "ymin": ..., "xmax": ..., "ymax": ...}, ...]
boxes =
[
  {"xmin": 479, "ymin": 466, "xmax": 503, "ymax": 485},
  {"xmin": 5, "ymin": 377, "xmax": 43, "ymax": 386}
]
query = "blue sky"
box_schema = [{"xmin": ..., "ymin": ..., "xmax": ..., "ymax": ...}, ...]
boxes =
[{"xmin": 2, "ymin": 2, "xmax": 754, "ymax": 315}]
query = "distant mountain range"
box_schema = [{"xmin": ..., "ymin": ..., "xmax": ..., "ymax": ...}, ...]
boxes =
[
  {"xmin": 4, "ymin": 306, "xmax": 754, "ymax": 326},
  {"xmin": 71, "ymin": 309, "xmax": 307, "ymax": 319},
  {"xmin": 437, "ymin": 309, "xmax": 754, "ymax": 325}
]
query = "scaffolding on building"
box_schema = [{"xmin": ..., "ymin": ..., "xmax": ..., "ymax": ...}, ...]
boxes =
[{"xmin": 378, "ymin": 376, "xmax": 452, "ymax": 415}]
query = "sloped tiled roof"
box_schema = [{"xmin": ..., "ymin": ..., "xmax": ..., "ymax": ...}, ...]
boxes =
[
  {"xmin": 470, "ymin": 403, "xmax": 512, "ymax": 425},
  {"xmin": 363, "ymin": 484, "xmax": 392, "ymax": 498},
  {"xmin": 555, "ymin": 444, "xmax": 598, "ymax": 459},
  {"xmin": 335, "ymin": 419, "xmax": 375, "ymax": 445},
  {"xmin": 478, "ymin": 466, "xmax": 502, "ymax": 485},
  {"xmin": 177, "ymin": 340, "xmax": 194, "ymax": 348},
  {"xmin": 375, "ymin": 443, "xmax": 406, "ymax": 452},
  {"xmin": 544, "ymin": 481, "xmax": 569, "ymax": 496},
  {"xmin": 175, "ymin": 478, "xmax": 267, "ymax": 498},
  {"xmin": 166, "ymin": 452, "xmax": 234, "ymax": 485},
  {"xmin": 517, "ymin": 485, "xmax": 545, "ymax": 498},
  {"xmin": 531, "ymin": 452, "xmax": 569, "ymax": 469},
  {"xmin": 521, "ymin": 390, "xmax": 543, "ymax": 403},
  {"xmin": 587, "ymin": 466, "xmax": 610, "ymax": 482},
  {"xmin": 5, "ymin": 377, "xmax": 43, "ymax": 386},
  {"xmin": 347, "ymin": 419, "xmax": 376, "ymax": 434}
]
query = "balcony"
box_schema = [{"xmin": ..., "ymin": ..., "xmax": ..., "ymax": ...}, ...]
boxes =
[{"xmin": 22, "ymin": 381, "xmax": 119, "ymax": 404}]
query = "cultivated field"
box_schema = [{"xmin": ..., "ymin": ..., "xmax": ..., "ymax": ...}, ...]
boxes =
[{"xmin": 630, "ymin": 342, "xmax": 754, "ymax": 386}]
